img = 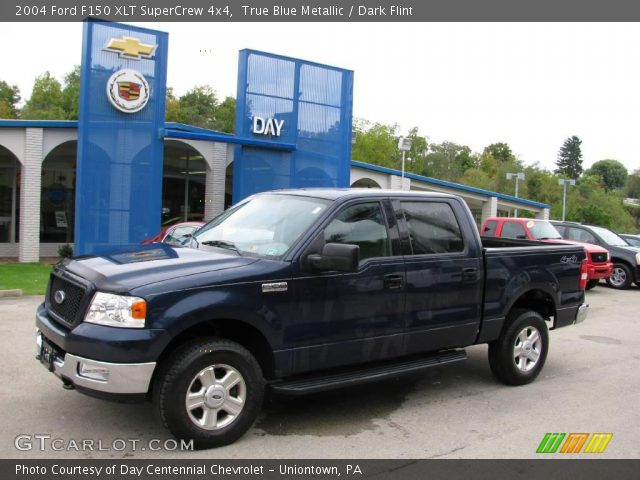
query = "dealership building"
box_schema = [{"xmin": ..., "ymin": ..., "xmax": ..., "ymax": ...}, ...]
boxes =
[{"xmin": 0, "ymin": 22, "xmax": 549, "ymax": 262}]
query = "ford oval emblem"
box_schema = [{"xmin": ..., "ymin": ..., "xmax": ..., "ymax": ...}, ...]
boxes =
[{"xmin": 54, "ymin": 290, "xmax": 66, "ymax": 305}]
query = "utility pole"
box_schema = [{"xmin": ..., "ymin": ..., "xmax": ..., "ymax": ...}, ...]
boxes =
[
  {"xmin": 558, "ymin": 178, "xmax": 576, "ymax": 221},
  {"xmin": 506, "ymin": 172, "xmax": 525, "ymax": 216}
]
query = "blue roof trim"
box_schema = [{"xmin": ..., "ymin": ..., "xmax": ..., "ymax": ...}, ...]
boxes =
[
  {"xmin": 164, "ymin": 128, "xmax": 296, "ymax": 151},
  {"xmin": 351, "ymin": 160, "xmax": 549, "ymax": 209},
  {"xmin": 0, "ymin": 120, "xmax": 78, "ymax": 128},
  {"xmin": 164, "ymin": 122, "xmax": 233, "ymax": 136}
]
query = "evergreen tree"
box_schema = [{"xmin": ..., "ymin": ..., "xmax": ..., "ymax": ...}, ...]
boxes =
[{"xmin": 555, "ymin": 135, "xmax": 583, "ymax": 179}]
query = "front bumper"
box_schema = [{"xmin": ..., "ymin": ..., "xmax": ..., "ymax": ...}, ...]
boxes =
[
  {"xmin": 37, "ymin": 329, "xmax": 156, "ymax": 394},
  {"xmin": 587, "ymin": 261, "xmax": 614, "ymax": 280}
]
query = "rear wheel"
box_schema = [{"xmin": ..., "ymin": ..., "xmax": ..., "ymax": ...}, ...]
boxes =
[
  {"xmin": 586, "ymin": 279, "xmax": 599, "ymax": 290},
  {"xmin": 606, "ymin": 263, "xmax": 632, "ymax": 289},
  {"xmin": 488, "ymin": 309, "xmax": 549, "ymax": 386},
  {"xmin": 154, "ymin": 338, "xmax": 264, "ymax": 449}
]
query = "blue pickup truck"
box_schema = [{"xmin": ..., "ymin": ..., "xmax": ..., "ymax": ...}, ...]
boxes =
[{"xmin": 36, "ymin": 189, "xmax": 588, "ymax": 448}]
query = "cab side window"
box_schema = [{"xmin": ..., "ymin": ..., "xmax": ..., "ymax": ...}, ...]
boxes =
[
  {"xmin": 483, "ymin": 220, "xmax": 498, "ymax": 237},
  {"xmin": 565, "ymin": 227, "xmax": 597, "ymax": 244},
  {"xmin": 501, "ymin": 221, "xmax": 527, "ymax": 239},
  {"xmin": 324, "ymin": 202, "xmax": 390, "ymax": 261},
  {"xmin": 401, "ymin": 201, "xmax": 464, "ymax": 254}
]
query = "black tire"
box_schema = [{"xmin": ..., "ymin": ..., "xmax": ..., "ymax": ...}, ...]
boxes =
[
  {"xmin": 154, "ymin": 338, "xmax": 264, "ymax": 449},
  {"xmin": 586, "ymin": 279, "xmax": 599, "ymax": 290},
  {"xmin": 488, "ymin": 309, "xmax": 549, "ymax": 386},
  {"xmin": 606, "ymin": 263, "xmax": 633, "ymax": 290}
]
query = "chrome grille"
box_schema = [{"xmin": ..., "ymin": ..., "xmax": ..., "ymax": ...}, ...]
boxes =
[{"xmin": 47, "ymin": 275, "xmax": 87, "ymax": 328}]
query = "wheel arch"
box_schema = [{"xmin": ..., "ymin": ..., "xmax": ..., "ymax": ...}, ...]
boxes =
[{"xmin": 150, "ymin": 318, "xmax": 277, "ymax": 395}]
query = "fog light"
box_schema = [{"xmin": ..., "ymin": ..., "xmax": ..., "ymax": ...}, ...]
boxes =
[{"xmin": 78, "ymin": 362, "xmax": 110, "ymax": 382}]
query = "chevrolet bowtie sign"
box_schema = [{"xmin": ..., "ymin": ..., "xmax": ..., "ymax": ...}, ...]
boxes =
[{"xmin": 104, "ymin": 36, "xmax": 157, "ymax": 60}]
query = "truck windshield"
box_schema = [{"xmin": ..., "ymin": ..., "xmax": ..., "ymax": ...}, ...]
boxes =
[
  {"xmin": 192, "ymin": 194, "xmax": 331, "ymax": 258},
  {"xmin": 528, "ymin": 221, "xmax": 562, "ymax": 240}
]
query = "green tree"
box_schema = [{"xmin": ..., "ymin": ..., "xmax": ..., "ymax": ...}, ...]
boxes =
[
  {"xmin": 165, "ymin": 87, "xmax": 181, "ymax": 122},
  {"xmin": 624, "ymin": 170, "xmax": 640, "ymax": 198},
  {"xmin": 21, "ymin": 72, "xmax": 65, "ymax": 120},
  {"xmin": 484, "ymin": 142, "xmax": 516, "ymax": 164},
  {"xmin": 0, "ymin": 80, "xmax": 20, "ymax": 118},
  {"xmin": 214, "ymin": 96, "xmax": 236, "ymax": 133},
  {"xmin": 424, "ymin": 141, "xmax": 473, "ymax": 181},
  {"xmin": 177, "ymin": 85, "xmax": 218, "ymax": 129},
  {"xmin": 351, "ymin": 119, "xmax": 399, "ymax": 169},
  {"xmin": 564, "ymin": 174, "xmax": 636, "ymax": 230},
  {"xmin": 61, "ymin": 66, "xmax": 80, "ymax": 120},
  {"xmin": 585, "ymin": 159, "xmax": 628, "ymax": 191},
  {"xmin": 555, "ymin": 135, "xmax": 583, "ymax": 179}
]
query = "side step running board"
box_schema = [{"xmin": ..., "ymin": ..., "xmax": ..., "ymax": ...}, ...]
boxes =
[{"xmin": 269, "ymin": 349, "xmax": 467, "ymax": 395}]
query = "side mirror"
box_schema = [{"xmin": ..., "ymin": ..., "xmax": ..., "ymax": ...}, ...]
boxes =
[{"xmin": 308, "ymin": 243, "xmax": 359, "ymax": 272}]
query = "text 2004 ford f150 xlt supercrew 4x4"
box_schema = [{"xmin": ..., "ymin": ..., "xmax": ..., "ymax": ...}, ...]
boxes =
[{"xmin": 36, "ymin": 189, "xmax": 589, "ymax": 448}]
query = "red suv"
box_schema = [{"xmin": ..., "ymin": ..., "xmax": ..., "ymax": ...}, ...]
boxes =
[{"xmin": 481, "ymin": 217, "xmax": 613, "ymax": 290}]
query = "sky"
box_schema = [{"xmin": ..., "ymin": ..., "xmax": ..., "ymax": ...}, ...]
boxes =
[{"xmin": 2, "ymin": 22, "xmax": 640, "ymax": 173}]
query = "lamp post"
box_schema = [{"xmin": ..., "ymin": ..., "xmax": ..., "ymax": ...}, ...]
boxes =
[
  {"xmin": 558, "ymin": 178, "xmax": 576, "ymax": 221},
  {"xmin": 506, "ymin": 172, "xmax": 525, "ymax": 216},
  {"xmin": 398, "ymin": 136, "xmax": 412, "ymax": 179}
]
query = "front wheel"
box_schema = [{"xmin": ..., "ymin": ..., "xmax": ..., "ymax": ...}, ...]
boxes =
[
  {"xmin": 607, "ymin": 263, "xmax": 632, "ymax": 289},
  {"xmin": 154, "ymin": 338, "xmax": 265, "ymax": 449},
  {"xmin": 488, "ymin": 309, "xmax": 549, "ymax": 386}
]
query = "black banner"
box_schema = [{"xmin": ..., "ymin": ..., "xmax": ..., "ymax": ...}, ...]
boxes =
[
  {"xmin": 4, "ymin": 0, "xmax": 640, "ymax": 21},
  {"xmin": 4, "ymin": 460, "xmax": 640, "ymax": 480}
]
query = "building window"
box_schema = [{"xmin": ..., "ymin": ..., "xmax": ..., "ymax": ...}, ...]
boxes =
[
  {"xmin": 0, "ymin": 149, "xmax": 20, "ymax": 243},
  {"xmin": 40, "ymin": 143, "xmax": 76, "ymax": 243},
  {"xmin": 162, "ymin": 141, "xmax": 207, "ymax": 226}
]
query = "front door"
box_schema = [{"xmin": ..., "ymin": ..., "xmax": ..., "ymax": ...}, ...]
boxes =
[{"xmin": 287, "ymin": 200, "xmax": 405, "ymax": 374}]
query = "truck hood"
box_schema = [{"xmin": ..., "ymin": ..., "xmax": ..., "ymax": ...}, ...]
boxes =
[{"xmin": 63, "ymin": 244, "xmax": 260, "ymax": 292}]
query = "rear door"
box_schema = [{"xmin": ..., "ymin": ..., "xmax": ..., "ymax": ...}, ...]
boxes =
[{"xmin": 396, "ymin": 198, "xmax": 483, "ymax": 354}]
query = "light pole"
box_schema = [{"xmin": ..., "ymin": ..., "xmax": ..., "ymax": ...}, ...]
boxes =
[
  {"xmin": 506, "ymin": 172, "xmax": 525, "ymax": 216},
  {"xmin": 558, "ymin": 178, "xmax": 576, "ymax": 221},
  {"xmin": 398, "ymin": 136, "xmax": 412, "ymax": 179}
]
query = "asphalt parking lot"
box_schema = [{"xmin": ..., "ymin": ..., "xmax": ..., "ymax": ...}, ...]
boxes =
[{"xmin": 1, "ymin": 284, "xmax": 639, "ymax": 459}]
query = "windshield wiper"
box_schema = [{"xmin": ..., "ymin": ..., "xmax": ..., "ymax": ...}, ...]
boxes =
[{"xmin": 200, "ymin": 240, "xmax": 243, "ymax": 256}]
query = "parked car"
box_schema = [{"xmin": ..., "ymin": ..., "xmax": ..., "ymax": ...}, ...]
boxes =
[
  {"xmin": 481, "ymin": 217, "xmax": 613, "ymax": 290},
  {"xmin": 36, "ymin": 189, "xmax": 588, "ymax": 448},
  {"xmin": 140, "ymin": 221, "xmax": 205, "ymax": 246},
  {"xmin": 551, "ymin": 221, "xmax": 640, "ymax": 289},
  {"xmin": 619, "ymin": 233, "xmax": 640, "ymax": 248}
]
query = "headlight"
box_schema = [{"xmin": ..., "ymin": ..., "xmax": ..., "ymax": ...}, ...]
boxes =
[
  {"xmin": 636, "ymin": 253, "xmax": 640, "ymax": 265},
  {"xmin": 84, "ymin": 292, "xmax": 146, "ymax": 328}
]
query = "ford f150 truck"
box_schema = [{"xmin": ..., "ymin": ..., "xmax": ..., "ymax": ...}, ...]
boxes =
[
  {"xmin": 481, "ymin": 216, "xmax": 613, "ymax": 290},
  {"xmin": 36, "ymin": 190, "xmax": 589, "ymax": 448}
]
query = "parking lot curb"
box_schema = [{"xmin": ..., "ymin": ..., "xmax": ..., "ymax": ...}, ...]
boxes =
[{"xmin": 0, "ymin": 289, "xmax": 23, "ymax": 298}]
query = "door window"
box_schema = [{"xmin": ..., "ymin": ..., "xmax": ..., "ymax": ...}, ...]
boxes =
[
  {"xmin": 401, "ymin": 202, "xmax": 464, "ymax": 254},
  {"xmin": 324, "ymin": 202, "xmax": 390, "ymax": 261},
  {"xmin": 501, "ymin": 221, "xmax": 527, "ymax": 239},
  {"xmin": 483, "ymin": 220, "xmax": 497, "ymax": 237}
]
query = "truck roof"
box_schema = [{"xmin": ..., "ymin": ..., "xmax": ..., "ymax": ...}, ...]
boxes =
[{"xmin": 262, "ymin": 188, "xmax": 457, "ymax": 201}]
